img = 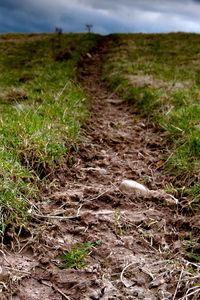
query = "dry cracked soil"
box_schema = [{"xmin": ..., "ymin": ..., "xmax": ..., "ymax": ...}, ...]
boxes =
[{"xmin": 0, "ymin": 37, "xmax": 199, "ymax": 300}]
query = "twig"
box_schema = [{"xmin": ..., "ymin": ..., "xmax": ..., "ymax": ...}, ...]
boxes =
[
  {"xmin": 140, "ymin": 267, "xmax": 154, "ymax": 280},
  {"xmin": 85, "ymin": 187, "xmax": 114, "ymax": 202},
  {"xmin": 0, "ymin": 250, "xmax": 10, "ymax": 264},
  {"xmin": 18, "ymin": 240, "xmax": 33, "ymax": 254},
  {"xmin": 68, "ymin": 280, "xmax": 90, "ymax": 291},
  {"xmin": 151, "ymin": 259, "xmax": 172, "ymax": 266},
  {"xmin": 183, "ymin": 259, "xmax": 200, "ymax": 269},
  {"xmin": 0, "ymin": 281, "xmax": 8, "ymax": 290},
  {"xmin": 33, "ymin": 213, "xmax": 80, "ymax": 220},
  {"xmin": 4, "ymin": 266, "xmax": 31, "ymax": 275},
  {"xmin": 173, "ymin": 267, "xmax": 184, "ymax": 300},
  {"xmin": 120, "ymin": 262, "xmax": 136, "ymax": 288},
  {"xmin": 33, "ymin": 209, "xmax": 116, "ymax": 221},
  {"xmin": 140, "ymin": 236, "xmax": 159, "ymax": 253},
  {"xmin": 55, "ymin": 286, "xmax": 71, "ymax": 300},
  {"xmin": 18, "ymin": 234, "xmax": 37, "ymax": 254},
  {"xmin": 41, "ymin": 280, "xmax": 71, "ymax": 300},
  {"xmin": 76, "ymin": 204, "xmax": 83, "ymax": 216},
  {"xmin": 180, "ymin": 286, "xmax": 200, "ymax": 300},
  {"xmin": 156, "ymin": 151, "xmax": 174, "ymax": 170},
  {"xmin": 171, "ymin": 124, "xmax": 184, "ymax": 132}
]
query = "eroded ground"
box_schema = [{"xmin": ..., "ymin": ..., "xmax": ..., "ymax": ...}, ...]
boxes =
[{"xmin": 1, "ymin": 37, "xmax": 199, "ymax": 300}]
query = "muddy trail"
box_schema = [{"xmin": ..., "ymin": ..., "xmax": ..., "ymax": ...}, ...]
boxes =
[{"xmin": 1, "ymin": 37, "xmax": 199, "ymax": 300}]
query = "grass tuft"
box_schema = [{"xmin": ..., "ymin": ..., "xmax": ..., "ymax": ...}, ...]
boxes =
[{"xmin": 59, "ymin": 241, "xmax": 99, "ymax": 269}]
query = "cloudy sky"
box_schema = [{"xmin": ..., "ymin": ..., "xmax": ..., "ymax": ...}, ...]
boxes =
[{"xmin": 1, "ymin": 0, "xmax": 200, "ymax": 34}]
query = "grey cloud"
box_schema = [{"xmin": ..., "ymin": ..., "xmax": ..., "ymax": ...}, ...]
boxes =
[{"xmin": 1, "ymin": 0, "xmax": 200, "ymax": 34}]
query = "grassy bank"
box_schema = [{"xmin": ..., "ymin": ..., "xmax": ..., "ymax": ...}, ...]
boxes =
[
  {"xmin": 103, "ymin": 33, "xmax": 200, "ymax": 204},
  {"xmin": 0, "ymin": 33, "xmax": 100, "ymax": 234}
]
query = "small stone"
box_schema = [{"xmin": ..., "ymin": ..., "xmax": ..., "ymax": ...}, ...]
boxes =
[
  {"xmin": 89, "ymin": 291, "xmax": 100, "ymax": 300},
  {"xmin": 163, "ymin": 291, "xmax": 173, "ymax": 299},
  {"xmin": 134, "ymin": 273, "xmax": 147, "ymax": 286},
  {"xmin": 138, "ymin": 292, "xmax": 145, "ymax": 300},
  {"xmin": 39, "ymin": 257, "xmax": 49, "ymax": 264},
  {"xmin": 149, "ymin": 277, "xmax": 165, "ymax": 288},
  {"xmin": 132, "ymin": 290, "xmax": 139, "ymax": 296},
  {"xmin": 0, "ymin": 267, "xmax": 10, "ymax": 282},
  {"xmin": 86, "ymin": 52, "xmax": 92, "ymax": 58},
  {"xmin": 120, "ymin": 179, "xmax": 149, "ymax": 195},
  {"xmin": 157, "ymin": 289, "xmax": 173, "ymax": 300},
  {"xmin": 86, "ymin": 167, "xmax": 108, "ymax": 175},
  {"xmin": 132, "ymin": 289, "xmax": 144, "ymax": 299},
  {"xmin": 173, "ymin": 240, "xmax": 182, "ymax": 251}
]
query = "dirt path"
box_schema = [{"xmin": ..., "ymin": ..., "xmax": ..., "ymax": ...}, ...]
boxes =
[{"xmin": 1, "ymin": 37, "xmax": 199, "ymax": 300}]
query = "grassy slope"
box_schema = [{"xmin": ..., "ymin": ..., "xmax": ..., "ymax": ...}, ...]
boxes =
[
  {"xmin": 103, "ymin": 33, "xmax": 200, "ymax": 205},
  {"xmin": 0, "ymin": 33, "xmax": 100, "ymax": 233}
]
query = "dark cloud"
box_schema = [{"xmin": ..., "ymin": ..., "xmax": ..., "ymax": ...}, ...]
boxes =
[
  {"xmin": 0, "ymin": 1, "xmax": 200, "ymax": 34},
  {"xmin": 0, "ymin": 0, "xmax": 24, "ymax": 10}
]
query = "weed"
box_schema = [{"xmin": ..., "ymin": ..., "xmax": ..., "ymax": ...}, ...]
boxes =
[
  {"xmin": 59, "ymin": 241, "xmax": 100, "ymax": 269},
  {"xmin": 114, "ymin": 209, "xmax": 123, "ymax": 235},
  {"xmin": 143, "ymin": 175, "xmax": 152, "ymax": 184},
  {"xmin": 113, "ymin": 209, "xmax": 129, "ymax": 235},
  {"xmin": 186, "ymin": 252, "xmax": 200, "ymax": 263},
  {"xmin": 183, "ymin": 233, "xmax": 200, "ymax": 263}
]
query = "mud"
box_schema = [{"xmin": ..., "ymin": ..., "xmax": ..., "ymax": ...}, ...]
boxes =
[{"xmin": 1, "ymin": 37, "xmax": 199, "ymax": 300}]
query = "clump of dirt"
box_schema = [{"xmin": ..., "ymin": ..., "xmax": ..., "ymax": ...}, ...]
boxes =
[{"xmin": 1, "ymin": 37, "xmax": 199, "ymax": 300}]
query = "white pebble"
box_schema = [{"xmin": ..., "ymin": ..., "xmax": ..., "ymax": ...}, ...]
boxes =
[{"xmin": 120, "ymin": 179, "xmax": 149, "ymax": 194}]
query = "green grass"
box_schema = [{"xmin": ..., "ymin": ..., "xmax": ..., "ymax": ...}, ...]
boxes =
[
  {"xmin": 60, "ymin": 243, "xmax": 91, "ymax": 269},
  {"xmin": 103, "ymin": 33, "xmax": 200, "ymax": 204},
  {"xmin": 59, "ymin": 241, "xmax": 100, "ymax": 269},
  {"xmin": 0, "ymin": 33, "xmax": 100, "ymax": 235}
]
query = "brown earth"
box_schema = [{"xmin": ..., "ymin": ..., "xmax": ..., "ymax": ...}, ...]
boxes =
[{"xmin": 1, "ymin": 37, "xmax": 199, "ymax": 300}]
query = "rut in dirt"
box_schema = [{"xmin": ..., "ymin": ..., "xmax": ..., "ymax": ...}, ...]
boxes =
[{"xmin": 2, "ymin": 36, "xmax": 199, "ymax": 300}]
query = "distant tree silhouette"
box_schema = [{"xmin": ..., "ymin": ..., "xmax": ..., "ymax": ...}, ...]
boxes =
[
  {"xmin": 85, "ymin": 24, "xmax": 93, "ymax": 33},
  {"xmin": 55, "ymin": 27, "xmax": 63, "ymax": 34},
  {"xmin": 52, "ymin": 27, "xmax": 63, "ymax": 59}
]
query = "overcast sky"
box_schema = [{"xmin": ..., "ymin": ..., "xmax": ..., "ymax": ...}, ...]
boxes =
[{"xmin": 1, "ymin": 0, "xmax": 200, "ymax": 34}]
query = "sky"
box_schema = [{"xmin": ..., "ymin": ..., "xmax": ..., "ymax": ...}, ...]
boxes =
[{"xmin": 1, "ymin": 0, "xmax": 200, "ymax": 34}]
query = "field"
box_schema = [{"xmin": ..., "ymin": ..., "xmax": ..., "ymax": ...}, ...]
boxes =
[
  {"xmin": 0, "ymin": 33, "xmax": 199, "ymax": 299},
  {"xmin": 103, "ymin": 33, "xmax": 200, "ymax": 204},
  {"xmin": 0, "ymin": 32, "xmax": 99, "ymax": 231}
]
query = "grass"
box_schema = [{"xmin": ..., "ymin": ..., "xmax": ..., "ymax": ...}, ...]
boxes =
[
  {"xmin": 103, "ymin": 33, "xmax": 200, "ymax": 204},
  {"xmin": 60, "ymin": 243, "xmax": 91, "ymax": 269},
  {"xmin": 59, "ymin": 241, "xmax": 101, "ymax": 269},
  {"xmin": 0, "ymin": 32, "xmax": 100, "ymax": 236}
]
